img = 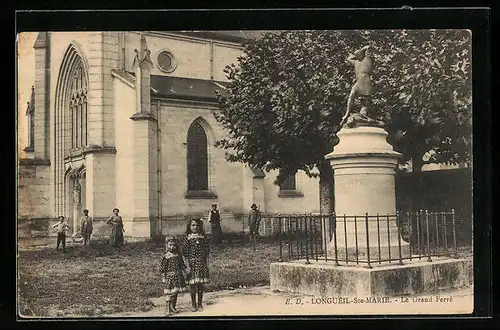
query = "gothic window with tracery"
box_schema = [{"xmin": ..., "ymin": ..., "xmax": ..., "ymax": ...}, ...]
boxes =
[{"xmin": 70, "ymin": 63, "xmax": 88, "ymax": 149}]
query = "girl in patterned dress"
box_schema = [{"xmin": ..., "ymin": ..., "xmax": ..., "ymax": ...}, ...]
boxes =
[
  {"xmin": 160, "ymin": 236, "xmax": 187, "ymax": 316},
  {"xmin": 181, "ymin": 218, "xmax": 210, "ymax": 312}
]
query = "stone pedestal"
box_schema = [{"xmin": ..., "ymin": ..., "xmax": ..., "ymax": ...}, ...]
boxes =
[
  {"xmin": 325, "ymin": 126, "xmax": 409, "ymax": 261},
  {"xmin": 270, "ymin": 258, "xmax": 472, "ymax": 297}
]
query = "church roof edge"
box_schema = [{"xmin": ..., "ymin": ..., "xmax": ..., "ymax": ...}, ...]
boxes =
[
  {"xmin": 111, "ymin": 69, "xmax": 228, "ymax": 102},
  {"xmin": 169, "ymin": 30, "xmax": 264, "ymax": 43}
]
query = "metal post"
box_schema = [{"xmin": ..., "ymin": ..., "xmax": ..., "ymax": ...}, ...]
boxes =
[
  {"xmin": 396, "ymin": 212, "xmax": 404, "ymax": 265},
  {"xmin": 386, "ymin": 214, "xmax": 391, "ymax": 263},
  {"xmin": 452, "ymin": 208, "xmax": 457, "ymax": 256},
  {"xmin": 314, "ymin": 217, "xmax": 319, "ymax": 262},
  {"xmin": 425, "ymin": 210, "xmax": 432, "ymax": 262},
  {"xmin": 295, "ymin": 217, "xmax": 299, "ymax": 259},
  {"xmin": 288, "ymin": 217, "xmax": 292, "ymax": 260},
  {"xmin": 333, "ymin": 214, "xmax": 339, "ymax": 266},
  {"xmin": 443, "ymin": 212, "xmax": 448, "ymax": 256},
  {"xmin": 407, "ymin": 212, "xmax": 412, "ymax": 261},
  {"xmin": 434, "ymin": 211, "xmax": 440, "ymax": 256},
  {"xmin": 323, "ymin": 215, "xmax": 328, "ymax": 262},
  {"xmin": 416, "ymin": 210, "xmax": 422, "ymax": 260},
  {"xmin": 343, "ymin": 214, "xmax": 348, "ymax": 264},
  {"xmin": 354, "ymin": 216, "xmax": 359, "ymax": 265},
  {"xmin": 304, "ymin": 215, "xmax": 310, "ymax": 264},
  {"xmin": 278, "ymin": 216, "xmax": 283, "ymax": 262},
  {"xmin": 376, "ymin": 214, "xmax": 381, "ymax": 264},
  {"xmin": 365, "ymin": 213, "xmax": 372, "ymax": 268}
]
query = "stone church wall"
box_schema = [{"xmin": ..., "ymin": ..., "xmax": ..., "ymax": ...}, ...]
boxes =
[{"xmin": 158, "ymin": 101, "xmax": 245, "ymax": 217}]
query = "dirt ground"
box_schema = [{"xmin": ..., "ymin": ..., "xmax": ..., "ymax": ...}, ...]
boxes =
[
  {"xmin": 109, "ymin": 285, "xmax": 474, "ymax": 318},
  {"xmin": 18, "ymin": 237, "xmax": 474, "ymax": 318}
]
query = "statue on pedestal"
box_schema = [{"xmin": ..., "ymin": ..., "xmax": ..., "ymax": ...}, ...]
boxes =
[
  {"xmin": 340, "ymin": 44, "xmax": 385, "ymax": 129},
  {"xmin": 73, "ymin": 180, "xmax": 81, "ymax": 204},
  {"xmin": 343, "ymin": 106, "xmax": 385, "ymax": 129}
]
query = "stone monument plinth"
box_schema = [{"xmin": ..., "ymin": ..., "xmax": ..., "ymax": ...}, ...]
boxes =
[{"xmin": 324, "ymin": 125, "xmax": 410, "ymax": 261}]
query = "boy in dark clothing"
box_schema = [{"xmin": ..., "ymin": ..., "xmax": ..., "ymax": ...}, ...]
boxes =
[
  {"xmin": 52, "ymin": 216, "xmax": 70, "ymax": 251},
  {"xmin": 80, "ymin": 209, "xmax": 93, "ymax": 246},
  {"xmin": 208, "ymin": 204, "xmax": 222, "ymax": 245},
  {"xmin": 248, "ymin": 204, "xmax": 262, "ymax": 241}
]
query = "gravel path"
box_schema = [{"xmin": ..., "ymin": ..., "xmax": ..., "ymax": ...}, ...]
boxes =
[{"xmin": 109, "ymin": 285, "xmax": 474, "ymax": 317}]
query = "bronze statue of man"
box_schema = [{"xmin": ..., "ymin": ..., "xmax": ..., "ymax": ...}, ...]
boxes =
[{"xmin": 340, "ymin": 44, "xmax": 374, "ymax": 127}]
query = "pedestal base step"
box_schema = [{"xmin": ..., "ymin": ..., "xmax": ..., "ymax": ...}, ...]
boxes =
[{"xmin": 270, "ymin": 257, "xmax": 472, "ymax": 297}]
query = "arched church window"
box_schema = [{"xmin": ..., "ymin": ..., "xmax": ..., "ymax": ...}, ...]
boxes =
[
  {"xmin": 70, "ymin": 62, "xmax": 88, "ymax": 149},
  {"xmin": 187, "ymin": 122, "xmax": 209, "ymax": 191}
]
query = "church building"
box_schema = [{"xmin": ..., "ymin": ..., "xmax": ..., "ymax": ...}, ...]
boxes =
[{"xmin": 17, "ymin": 31, "xmax": 321, "ymax": 238}]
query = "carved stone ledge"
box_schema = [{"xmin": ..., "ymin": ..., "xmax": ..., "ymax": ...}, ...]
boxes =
[
  {"xmin": 185, "ymin": 190, "xmax": 218, "ymax": 199},
  {"xmin": 63, "ymin": 146, "xmax": 117, "ymax": 160},
  {"xmin": 19, "ymin": 158, "xmax": 51, "ymax": 166},
  {"xmin": 278, "ymin": 190, "xmax": 305, "ymax": 198},
  {"xmin": 82, "ymin": 145, "xmax": 117, "ymax": 155},
  {"xmin": 130, "ymin": 112, "xmax": 157, "ymax": 122}
]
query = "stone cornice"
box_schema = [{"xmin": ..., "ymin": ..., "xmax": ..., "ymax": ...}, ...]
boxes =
[
  {"xmin": 185, "ymin": 190, "xmax": 218, "ymax": 199},
  {"xmin": 130, "ymin": 112, "xmax": 157, "ymax": 122},
  {"xmin": 83, "ymin": 145, "xmax": 117, "ymax": 155},
  {"xmin": 325, "ymin": 151, "xmax": 402, "ymax": 160},
  {"xmin": 278, "ymin": 190, "xmax": 305, "ymax": 198},
  {"xmin": 19, "ymin": 158, "xmax": 51, "ymax": 166},
  {"xmin": 64, "ymin": 146, "xmax": 117, "ymax": 160}
]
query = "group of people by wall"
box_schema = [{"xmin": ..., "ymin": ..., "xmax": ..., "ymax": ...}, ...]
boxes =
[
  {"xmin": 52, "ymin": 203, "xmax": 262, "ymax": 251},
  {"xmin": 51, "ymin": 208, "xmax": 125, "ymax": 251},
  {"xmin": 207, "ymin": 203, "xmax": 262, "ymax": 244},
  {"xmin": 49, "ymin": 203, "xmax": 261, "ymax": 315}
]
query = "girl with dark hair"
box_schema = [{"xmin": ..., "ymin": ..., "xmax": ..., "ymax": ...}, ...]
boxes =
[
  {"xmin": 181, "ymin": 218, "xmax": 210, "ymax": 312},
  {"xmin": 160, "ymin": 236, "xmax": 187, "ymax": 316}
]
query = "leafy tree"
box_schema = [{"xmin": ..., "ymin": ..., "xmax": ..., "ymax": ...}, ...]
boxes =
[{"xmin": 214, "ymin": 30, "xmax": 472, "ymax": 214}]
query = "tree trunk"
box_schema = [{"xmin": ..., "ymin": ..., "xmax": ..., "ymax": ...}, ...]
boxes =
[
  {"xmin": 411, "ymin": 156, "xmax": 424, "ymax": 211},
  {"xmin": 318, "ymin": 160, "xmax": 334, "ymax": 215},
  {"xmin": 318, "ymin": 160, "xmax": 334, "ymax": 251},
  {"xmin": 410, "ymin": 155, "xmax": 424, "ymax": 249}
]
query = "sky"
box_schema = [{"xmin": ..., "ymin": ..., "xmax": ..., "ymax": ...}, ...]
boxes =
[{"xmin": 17, "ymin": 32, "xmax": 37, "ymax": 158}]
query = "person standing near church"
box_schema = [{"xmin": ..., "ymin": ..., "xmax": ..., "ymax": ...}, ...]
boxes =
[
  {"xmin": 208, "ymin": 204, "xmax": 222, "ymax": 245},
  {"xmin": 248, "ymin": 203, "xmax": 262, "ymax": 241},
  {"xmin": 52, "ymin": 216, "xmax": 70, "ymax": 252},
  {"xmin": 80, "ymin": 209, "xmax": 93, "ymax": 246},
  {"xmin": 106, "ymin": 208, "xmax": 124, "ymax": 248}
]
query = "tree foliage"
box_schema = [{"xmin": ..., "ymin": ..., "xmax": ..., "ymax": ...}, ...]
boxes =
[{"xmin": 214, "ymin": 29, "xmax": 472, "ymax": 183}]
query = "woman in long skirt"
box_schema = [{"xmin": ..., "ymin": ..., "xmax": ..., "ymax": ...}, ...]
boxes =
[{"xmin": 106, "ymin": 208, "xmax": 124, "ymax": 247}]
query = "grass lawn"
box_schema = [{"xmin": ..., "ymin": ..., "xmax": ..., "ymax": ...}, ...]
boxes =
[{"xmin": 18, "ymin": 236, "xmax": 281, "ymax": 317}]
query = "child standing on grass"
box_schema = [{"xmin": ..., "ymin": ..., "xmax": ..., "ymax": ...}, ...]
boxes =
[
  {"xmin": 52, "ymin": 216, "xmax": 70, "ymax": 252},
  {"xmin": 80, "ymin": 209, "xmax": 93, "ymax": 246},
  {"xmin": 160, "ymin": 236, "xmax": 187, "ymax": 316},
  {"xmin": 182, "ymin": 218, "xmax": 210, "ymax": 312}
]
